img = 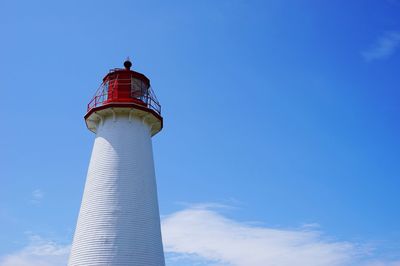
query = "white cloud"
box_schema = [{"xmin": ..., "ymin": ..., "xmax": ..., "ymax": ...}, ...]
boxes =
[
  {"xmin": 162, "ymin": 205, "xmax": 362, "ymax": 266},
  {"xmin": 1, "ymin": 205, "xmax": 399, "ymax": 266},
  {"xmin": 362, "ymin": 31, "xmax": 400, "ymax": 61},
  {"xmin": 30, "ymin": 189, "xmax": 44, "ymax": 205},
  {"xmin": 0, "ymin": 235, "xmax": 70, "ymax": 266}
]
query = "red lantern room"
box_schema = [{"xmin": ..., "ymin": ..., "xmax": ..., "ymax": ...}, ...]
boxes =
[{"xmin": 84, "ymin": 59, "xmax": 163, "ymax": 136}]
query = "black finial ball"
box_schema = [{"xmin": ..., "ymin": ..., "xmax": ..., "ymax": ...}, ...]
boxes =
[{"xmin": 124, "ymin": 59, "xmax": 132, "ymax": 70}]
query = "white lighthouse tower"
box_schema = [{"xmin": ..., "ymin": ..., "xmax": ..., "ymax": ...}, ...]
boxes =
[{"xmin": 69, "ymin": 60, "xmax": 165, "ymax": 266}]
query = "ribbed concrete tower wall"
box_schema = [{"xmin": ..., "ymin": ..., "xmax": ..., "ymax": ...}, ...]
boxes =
[{"xmin": 69, "ymin": 112, "xmax": 165, "ymax": 266}]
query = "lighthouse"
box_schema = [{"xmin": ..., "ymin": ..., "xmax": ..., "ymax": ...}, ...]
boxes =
[{"xmin": 69, "ymin": 60, "xmax": 165, "ymax": 265}]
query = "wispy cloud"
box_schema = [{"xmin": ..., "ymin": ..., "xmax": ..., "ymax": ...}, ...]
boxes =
[
  {"xmin": 30, "ymin": 189, "xmax": 44, "ymax": 205},
  {"xmin": 1, "ymin": 205, "xmax": 399, "ymax": 266},
  {"xmin": 362, "ymin": 31, "xmax": 400, "ymax": 62},
  {"xmin": 162, "ymin": 205, "xmax": 361, "ymax": 266},
  {"xmin": 162, "ymin": 205, "xmax": 400, "ymax": 266},
  {"xmin": 0, "ymin": 235, "xmax": 70, "ymax": 266}
]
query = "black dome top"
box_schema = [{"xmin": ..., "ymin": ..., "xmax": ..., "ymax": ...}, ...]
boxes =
[{"xmin": 124, "ymin": 59, "xmax": 132, "ymax": 70}]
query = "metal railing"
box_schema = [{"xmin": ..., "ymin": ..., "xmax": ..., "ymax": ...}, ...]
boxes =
[{"xmin": 87, "ymin": 77, "xmax": 161, "ymax": 116}]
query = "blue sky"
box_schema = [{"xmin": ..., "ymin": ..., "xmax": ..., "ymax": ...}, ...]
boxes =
[{"xmin": 0, "ymin": 0, "xmax": 399, "ymax": 265}]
